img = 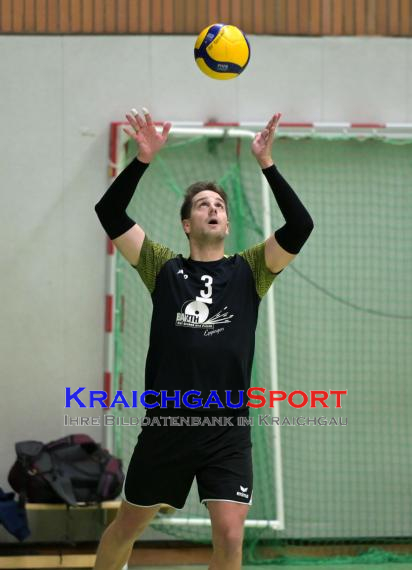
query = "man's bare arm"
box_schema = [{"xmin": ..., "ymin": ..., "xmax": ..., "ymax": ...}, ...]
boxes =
[
  {"xmin": 112, "ymin": 224, "xmax": 146, "ymax": 266},
  {"xmin": 264, "ymin": 234, "xmax": 296, "ymax": 275}
]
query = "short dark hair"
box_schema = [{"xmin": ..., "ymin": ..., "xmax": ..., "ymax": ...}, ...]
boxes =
[{"xmin": 180, "ymin": 182, "xmax": 229, "ymax": 220}]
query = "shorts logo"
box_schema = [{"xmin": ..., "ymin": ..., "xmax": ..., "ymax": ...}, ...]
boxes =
[{"xmin": 236, "ymin": 485, "xmax": 249, "ymax": 499}]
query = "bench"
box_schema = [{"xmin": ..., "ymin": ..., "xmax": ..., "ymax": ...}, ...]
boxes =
[{"xmin": 0, "ymin": 501, "xmax": 124, "ymax": 569}]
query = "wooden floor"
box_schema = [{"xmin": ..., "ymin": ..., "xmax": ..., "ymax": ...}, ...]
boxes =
[
  {"xmin": 1, "ymin": 541, "xmax": 411, "ymax": 568},
  {"xmin": 2, "ymin": 564, "xmax": 407, "ymax": 570},
  {"xmin": 5, "ymin": 503, "xmax": 409, "ymax": 568},
  {"xmin": 129, "ymin": 563, "xmax": 411, "ymax": 570}
]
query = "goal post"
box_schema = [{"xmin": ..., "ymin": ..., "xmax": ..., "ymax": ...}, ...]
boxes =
[
  {"xmin": 102, "ymin": 120, "xmax": 412, "ymax": 561},
  {"xmin": 105, "ymin": 122, "xmax": 285, "ymax": 531}
]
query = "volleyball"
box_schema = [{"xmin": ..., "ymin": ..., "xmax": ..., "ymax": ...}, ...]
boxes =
[{"xmin": 194, "ymin": 23, "xmax": 250, "ymax": 80}]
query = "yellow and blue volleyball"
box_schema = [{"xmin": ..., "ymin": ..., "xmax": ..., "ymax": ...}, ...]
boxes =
[{"xmin": 194, "ymin": 23, "xmax": 250, "ymax": 80}]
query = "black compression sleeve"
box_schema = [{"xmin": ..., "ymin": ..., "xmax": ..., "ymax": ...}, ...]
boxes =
[
  {"xmin": 262, "ymin": 164, "xmax": 314, "ymax": 254},
  {"xmin": 94, "ymin": 158, "xmax": 149, "ymax": 240}
]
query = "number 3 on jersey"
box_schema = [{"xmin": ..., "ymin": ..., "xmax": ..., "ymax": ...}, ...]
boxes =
[{"xmin": 196, "ymin": 275, "xmax": 213, "ymax": 305}]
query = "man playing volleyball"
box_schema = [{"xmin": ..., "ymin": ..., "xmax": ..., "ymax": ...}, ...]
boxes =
[{"xmin": 94, "ymin": 108, "xmax": 314, "ymax": 570}]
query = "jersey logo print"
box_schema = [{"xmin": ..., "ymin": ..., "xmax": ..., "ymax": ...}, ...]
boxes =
[
  {"xmin": 176, "ymin": 300, "xmax": 233, "ymax": 329},
  {"xmin": 176, "ymin": 269, "xmax": 188, "ymax": 279},
  {"xmin": 175, "ymin": 273, "xmax": 234, "ymax": 331}
]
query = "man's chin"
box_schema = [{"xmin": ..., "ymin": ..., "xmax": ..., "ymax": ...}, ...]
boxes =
[{"xmin": 197, "ymin": 230, "xmax": 226, "ymax": 244}]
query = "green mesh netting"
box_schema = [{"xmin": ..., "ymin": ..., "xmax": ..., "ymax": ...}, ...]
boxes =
[{"xmin": 111, "ymin": 132, "xmax": 412, "ymax": 565}]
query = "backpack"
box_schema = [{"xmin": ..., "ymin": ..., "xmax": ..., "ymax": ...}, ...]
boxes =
[{"xmin": 8, "ymin": 434, "xmax": 124, "ymax": 506}]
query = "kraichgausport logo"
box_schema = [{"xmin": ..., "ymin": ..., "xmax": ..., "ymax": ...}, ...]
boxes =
[{"xmin": 64, "ymin": 387, "xmax": 347, "ymax": 409}]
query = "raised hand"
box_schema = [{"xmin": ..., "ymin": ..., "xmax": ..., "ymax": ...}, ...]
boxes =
[
  {"xmin": 124, "ymin": 107, "xmax": 172, "ymax": 164},
  {"xmin": 251, "ymin": 113, "xmax": 281, "ymax": 169}
]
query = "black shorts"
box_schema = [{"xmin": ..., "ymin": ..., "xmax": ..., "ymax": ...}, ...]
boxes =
[{"xmin": 122, "ymin": 410, "xmax": 253, "ymax": 510}]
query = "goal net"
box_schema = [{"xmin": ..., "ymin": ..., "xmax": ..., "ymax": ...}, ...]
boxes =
[{"xmin": 106, "ymin": 123, "xmax": 412, "ymax": 564}]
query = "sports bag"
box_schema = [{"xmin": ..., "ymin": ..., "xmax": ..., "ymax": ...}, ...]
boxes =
[{"xmin": 8, "ymin": 434, "xmax": 124, "ymax": 506}]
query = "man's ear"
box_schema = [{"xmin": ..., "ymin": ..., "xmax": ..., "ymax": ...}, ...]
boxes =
[
  {"xmin": 225, "ymin": 220, "xmax": 230, "ymax": 235},
  {"xmin": 182, "ymin": 219, "xmax": 190, "ymax": 236}
]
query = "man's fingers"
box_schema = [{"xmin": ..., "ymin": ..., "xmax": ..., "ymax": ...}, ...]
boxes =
[
  {"xmin": 267, "ymin": 113, "xmax": 281, "ymax": 131},
  {"xmin": 126, "ymin": 108, "xmax": 172, "ymax": 147},
  {"xmin": 131, "ymin": 108, "xmax": 145, "ymax": 129},
  {"xmin": 267, "ymin": 113, "xmax": 281, "ymax": 142},
  {"xmin": 126, "ymin": 112, "xmax": 144, "ymax": 137},
  {"xmin": 142, "ymin": 107, "xmax": 153, "ymax": 126},
  {"xmin": 267, "ymin": 113, "xmax": 278, "ymax": 128},
  {"xmin": 123, "ymin": 126, "xmax": 137, "ymax": 139},
  {"xmin": 126, "ymin": 113, "xmax": 139, "ymax": 130},
  {"xmin": 124, "ymin": 122, "xmax": 144, "ymax": 139},
  {"xmin": 162, "ymin": 121, "xmax": 172, "ymax": 139}
]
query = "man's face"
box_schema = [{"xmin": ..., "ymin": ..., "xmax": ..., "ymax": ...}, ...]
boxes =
[{"xmin": 182, "ymin": 190, "xmax": 229, "ymax": 243}]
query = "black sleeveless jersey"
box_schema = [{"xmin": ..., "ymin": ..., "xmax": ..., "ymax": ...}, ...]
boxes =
[{"xmin": 132, "ymin": 236, "xmax": 281, "ymax": 413}]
